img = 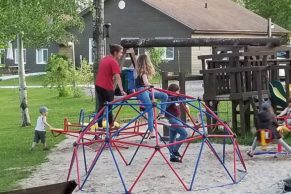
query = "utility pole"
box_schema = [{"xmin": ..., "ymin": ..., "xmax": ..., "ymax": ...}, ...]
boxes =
[{"xmin": 93, "ymin": 0, "xmax": 105, "ymax": 111}]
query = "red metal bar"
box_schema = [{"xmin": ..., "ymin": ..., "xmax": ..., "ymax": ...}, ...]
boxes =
[
  {"xmin": 158, "ymin": 150, "xmax": 189, "ymax": 191},
  {"xmin": 149, "ymin": 88, "xmax": 159, "ymax": 146},
  {"xmin": 128, "ymin": 150, "xmax": 158, "ymax": 193},
  {"xmin": 159, "ymin": 136, "xmax": 203, "ymax": 149},
  {"xmin": 207, "ymin": 134, "xmax": 234, "ymax": 138},
  {"xmin": 112, "ymin": 141, "xmax": 129, "ymax": 166},
  {"xmin": 233, "ymin": 140, "xmax": 237, "ymax": 183},
  {"xmin": 155, "ymin": 87, "xmax": 196, "ymax": 100},
  {"xmin": 114, "ymin": 134, "xmax": 145, "ymax": 141},
  {"xmin": 180, "ymin": 131, "xmax": 195, "ymax": 161},
  {"xmin": 77, "ymin": 139, "xmax": 105, "ymax": 146},
  {"xmin": 112, "ymin": 139, "xmax": 155, "ymax": 149},
  {"xmin": 202, "ymin": 103, "xmax": 234, "ymax": 135},
  {"xmin": 234, "ymin": 139, "xmax": 247, "ymax": 171},
  {"xmin": 110, "ymin": 87, "xmax": 149, "ymax": 104},
  {"xmin": 75, "ymin": 148, "xmax": 81, "ymax": 188},
  {"xmin": 67, "ymin": 148, "xmax": 76, "ymax": 181}
]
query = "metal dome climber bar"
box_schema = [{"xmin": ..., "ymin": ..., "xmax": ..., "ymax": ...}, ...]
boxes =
[{"xmin": 67, "ymin": 87, "xmax": 247, "ymax": 193}]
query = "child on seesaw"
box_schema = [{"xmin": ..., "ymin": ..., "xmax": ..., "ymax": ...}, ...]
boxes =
[
  {"xmin": 31, "ymin": 106, "xmax": 53, "ymax": 151},
  {"xmin": 166, "ymin": 84, "xmax": 188, "ymax": 162},
  {"xmin": 247, "ymin": 102, "xmax": 291, "ymax": 157}
]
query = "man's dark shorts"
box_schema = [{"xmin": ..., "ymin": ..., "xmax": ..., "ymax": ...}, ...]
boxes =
[{"xmin": 34, "ymin": 130, "xmax": 46, "ymax": 143}]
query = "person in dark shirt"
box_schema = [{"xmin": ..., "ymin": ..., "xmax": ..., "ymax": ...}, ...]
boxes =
[
  {"xmin": 135, "ymin": 54, "xmax": 168, "ymax": 138},
  {"xmin": 166, "ymin": 84, "xmax": 188, "ymax": 162},
  {"xmin": 247, "ymin": 102, "xmax": 291, "ymax": 157}
]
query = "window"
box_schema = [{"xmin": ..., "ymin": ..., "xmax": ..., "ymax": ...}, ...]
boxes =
[
  {"xmin": 0, "ymin": 49, "xmax": 5, "ymax": 64},
  {"xmin": 121, "ymin": 38, "xmax": 139, "ymax": 59},
  {"xmin": 36, "ymin": 49, "xmax": 48, "ymax": 64},
  {"xmin": 161, "ymin": 47, "xmax": 174, "ymax": 60},
  {"xmin": 154, "ymin": 37, "xmax": 174, "ymax": 60},
  {"xmin": 14, "ymin": 49, "xmax": 26, "ymax": 64}
]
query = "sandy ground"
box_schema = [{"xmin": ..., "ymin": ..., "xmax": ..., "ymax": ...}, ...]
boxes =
[{"xmin": 18, "ymin": 126, "xmax": 291, "ymax": 194}]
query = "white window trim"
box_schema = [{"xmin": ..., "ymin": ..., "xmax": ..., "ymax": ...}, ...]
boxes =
[
  {"xmin": 36, "ymin": 49, "xmax": 48, "ymax": 64},
  {"xmin": 0, "ymin": 49, "xmax": 5, "ymax": 64},
  {"xmin": 121, "ymin": 38, "xmax": 139, "ymax": 60},
  {"xmin": 161, "ymin": 47, "xmax": 175, "ymax": 61},
  {"xmin": 89, "ymin": 38, "xmax": 93, "ymax": 65},
  {"xmin": 14, "ymin": 49, "xmax": 27, "ymax": 64},
  {"xmin": 155, "ymin": 37, "xmax": 175, "ymax": 61}
]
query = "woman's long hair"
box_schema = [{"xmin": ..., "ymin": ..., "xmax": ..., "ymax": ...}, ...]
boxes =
[{"xmin": 136, "ymin": 54, "xmax": 155, "ymax": 78}]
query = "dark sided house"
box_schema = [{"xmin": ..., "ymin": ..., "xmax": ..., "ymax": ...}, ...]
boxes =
[{"xmin": 1, "ymin": 0, "xmax": 288, "ymax": 74}]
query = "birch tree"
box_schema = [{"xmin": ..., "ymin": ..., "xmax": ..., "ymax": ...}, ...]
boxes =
[{"xmin": 0, "ymin": 0, "xmax": 84, "ymax": 126}]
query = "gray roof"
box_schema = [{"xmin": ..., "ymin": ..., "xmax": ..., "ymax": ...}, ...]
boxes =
[{"xmin": 142, "ymin": 0, "xmax": 288, "ymax": 34}]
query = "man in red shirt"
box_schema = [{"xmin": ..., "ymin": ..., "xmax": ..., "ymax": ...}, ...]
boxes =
[{"xmin": 95, "ymin": 44, "xmax": 126, "ymax": 128}]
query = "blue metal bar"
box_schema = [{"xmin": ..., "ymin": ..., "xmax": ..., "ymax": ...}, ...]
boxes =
[
  {"xmin": 80, "ymin": 142, "xmax": 106, "ymax": 190},
  {"xmin": 128, "ymin": 128, "xmax": 150, "ymax": 165},
  {"xmin": 155, "ymin": 106, "xmax": 202, "ymax": 135},
  {"xmin": 121, "ymin": 100, "xmax": 148, "ymax": 120},
  {"xmin": 205, "ymin": 139, "xmax": 235, "ymax": 183},
  {"xmin": 254, "ymin": 151, "xmax": 288, "ymax": 155},
  {"xmin": 186, "ymin": 102, "xmax": 217, "ymax": 120},
  {"xmin": 81, "ymin": 137, "xmax": 88, "ymax": 174},
  {"xmin": 108, "ymin": 102, "xmax": 153, "ymax": 106},
  {"xmin": 108, "ymin": 143, "xmax": 128, "ymax": 193},
  {"xmin": 198, "ymin": 100, "xmax": 207, "ymax": 135},
  {"xmin": 79, "ymin": 109, "xmax": 84, "ymax": 125},
  {"xmin": 111, "ymin": 111, "xmax": 147, "ymax": 138},
  {"xmin": 189, "ymin": 139, "xmax": 205, "ymax": 190}
]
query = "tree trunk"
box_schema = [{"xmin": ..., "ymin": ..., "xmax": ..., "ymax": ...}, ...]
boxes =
[
  {"xmin": 93, "ymin": 0, "xmax": 105, "ymax": 112},
  {"xmin": 17, "ymin": 33, "xmax": 31, "ymax": 126}
]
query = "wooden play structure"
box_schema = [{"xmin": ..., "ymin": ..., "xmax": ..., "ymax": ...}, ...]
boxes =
[
  {"xmin": 121, "ymin": 38, "xmax": 291, "ymax": 136},
  {"xmin": 199, "ymin": 46, "xmax": 291, "ymax": 135}
]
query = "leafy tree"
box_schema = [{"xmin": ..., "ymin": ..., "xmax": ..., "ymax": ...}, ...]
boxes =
[
  {"xmin": 233, "ymin": 0, "xmax": 291, "ymax": 31},
  {"xmin": 146, "ymin": 48, "xmax": 165, "ymax": 72},
  {"xmin": 0, "ymin": 0, "xmax": 84, "ymax": 126}
]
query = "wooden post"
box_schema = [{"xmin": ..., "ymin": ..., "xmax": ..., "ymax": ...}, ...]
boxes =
[
  {"xmin": 232, "ymin": 101, "xmax": 238, "ymax": 133},
  {"xmin": 178, "ymin": 72, "xmax": 186, "ymax": 122}
]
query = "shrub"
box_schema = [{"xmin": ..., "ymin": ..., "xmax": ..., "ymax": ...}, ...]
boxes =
[
  {"xmin": 71, "ymin": 59, "xmax": 93, "ymax": 98},
  {"xmin": 44, "ymin": 54, "xmax": 73, "ymax": 97},
  {"xmin": 146, "ymin": 48, "xmax": 165, "ymax": 72}
]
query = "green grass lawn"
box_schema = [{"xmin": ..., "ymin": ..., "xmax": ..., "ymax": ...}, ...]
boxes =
[
  {"xmin": 0, "ymin": 88, "xmax": 95, "ymax": 192},
  {"xmin": 0, "ymin": 74, "xmax": 162, "ymax": 87},
  {"xmin": 0, "ymin": 75, "xmax": 46, "ymax": 86}
]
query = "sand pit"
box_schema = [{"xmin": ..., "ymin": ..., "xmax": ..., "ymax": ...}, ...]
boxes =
[{"xmin": 18, "ymin": 133, "xmax": 291, "ymax": 194}]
